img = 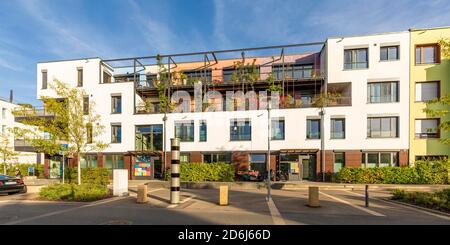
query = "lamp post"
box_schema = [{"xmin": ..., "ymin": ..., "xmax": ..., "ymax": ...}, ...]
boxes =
[
  {"xmin": 163, "ymin": 113, "xmax": 167, "ymax": 178},
  {"xmin": 266, "ymin": 99, "xmax": 272, "ymax": 202},
  {"xmin": 319, "ymin": 108, "xmax": 325, "ymax": 182}
]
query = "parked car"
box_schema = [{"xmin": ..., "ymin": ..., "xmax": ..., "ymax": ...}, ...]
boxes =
[{"xmin": 0, "ymin": 174, "xmax": 27, "ymax": 194}]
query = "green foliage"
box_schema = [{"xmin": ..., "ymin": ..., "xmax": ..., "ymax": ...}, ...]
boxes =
[
  {"xmin": 265, "ymin": 73, "xmax": 282, "ymax": 93},
  {"xmin": 0, "ymin": 163, "xmax": 45, "ymax": 178},
  {"xmin": 39, "ymin": 183, "xmax": 110, "ymax": 202},
  {"xmin": 392, "ymin": 188, "xmax": 450, "ymax": 212},
  {"xmin": 335, "ymin": 160, "xmax": 450, "ymax": 184},
  {"xmin": 166, "ymin": 163, "xmax": 235, "ymax": 182},
  {"xmin": 64, "ymin": 167, "xmax": 110, "ymax": 186}
]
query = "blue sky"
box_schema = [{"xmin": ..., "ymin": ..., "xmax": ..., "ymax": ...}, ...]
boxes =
[{"xmin": 1, "ymin": 0, "xmax": 450, "ymax": 105}]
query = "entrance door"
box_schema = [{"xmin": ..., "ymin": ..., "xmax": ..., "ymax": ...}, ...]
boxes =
[{"xmin": 301, "ymin": 158, "xmax": 310, "ymax": 180}]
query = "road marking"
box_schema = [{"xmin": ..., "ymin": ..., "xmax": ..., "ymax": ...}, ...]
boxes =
[
  {"xmin": 3, "ymin": 196, "xmax": 127, "ymax": 225},
  {"xmin": 320, "ymin": 191, "xmax": 385, "ymax": 217},
  {"xmin": 267, "ymin": 198, "xmax": 287, "ymax": 225},
  {"xmin": 344, "ymin": 190, "xmax": 450, "ymax": 221},
  {"xmin": 167, "ymin": 194, "xmax": 197, "ymax": 209},
  {"xmin": 148, "ymin": 188, "xmax": 164, "ymax": 193}
]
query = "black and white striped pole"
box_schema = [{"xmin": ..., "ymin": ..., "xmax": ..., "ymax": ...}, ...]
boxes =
[{"xmin": 170, "ymin": 138, "xmax": 180, "ymax": 204}]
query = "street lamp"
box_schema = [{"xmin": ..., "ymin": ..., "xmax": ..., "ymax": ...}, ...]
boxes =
[
  {"xmin": 266, "ymin": 99, "xmax": 272, "ymax": 202},
  {"xmin": 163, "ymin": 113, "xmax": 167, "ymax": 178}
]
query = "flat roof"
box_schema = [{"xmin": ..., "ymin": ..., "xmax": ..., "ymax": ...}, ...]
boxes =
[{"xmin": 409, "ymin": 25, "xmax": 450, "ymax": 32}]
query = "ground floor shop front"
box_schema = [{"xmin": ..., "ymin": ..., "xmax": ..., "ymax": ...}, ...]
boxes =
[{"xmin": 41, "ymin": 149, "xmax": 409, "ymax": 181}]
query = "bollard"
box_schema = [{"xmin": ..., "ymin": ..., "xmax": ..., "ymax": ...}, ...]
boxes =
[
  {"xmin": 137, "ymin": 184, "xmax": 148, "ymax": 203},
  {"xmin": 365, "ymin": 185, "xmax": 369, "ymax": 207},
  {"xmin": 308, "ymin": 186, "xmax": 320, "ymax": 207},
  {"xmin": 170, "ymin": 138, "xmax": 181, "ymax": 204},
  {"xmin": 219, "ymin": 185, "xmax": 229, "ymax": 206}
]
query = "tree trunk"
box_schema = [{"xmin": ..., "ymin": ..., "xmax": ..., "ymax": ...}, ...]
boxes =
[{"xmin": 77, "ymin": 153, "xmax": 81, "ymax": 185}]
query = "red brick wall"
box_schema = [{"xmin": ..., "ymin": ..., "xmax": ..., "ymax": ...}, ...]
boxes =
[
  {"xmin": 399, "ymin": 150, "xmax": 409, "ymax": 167},
  {"xmin": 346, "ymin": 150, "xmax": 362, "ymax": 168},
  {"xmin": 44, "ymin": 155, "xmax": 50, "ymax": 178},
  {"xmin": 97, "ymin": 153, "xmax": 104, "ymax": 168},
  {"xmin": 190, "ymin": 152, "xmax": 202, "ymax": 162},
  {"xmin": 232, "ymin": 152, "xmax": 249, "ymax": 171}
]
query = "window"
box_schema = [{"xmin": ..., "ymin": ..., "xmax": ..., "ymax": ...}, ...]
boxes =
[
  {"xmin": 1, "ymin": 108, "xmax": 6, "ymax": 119},
  {"xmin": 222, "ymin": 68, "xmax": 235, "ymax": 83},
  {"xmin": 145, "ymin": 74, "xmax": 157, "ymax": 87},
  {"xmin": 380, "ymin": 46, "xmax": 399, "ymax": 61},
  {"xmin": 104, "ymin": 154, "xmax": 124, "ymax": 174},
  {"xmin": 86, "ymin": 123, "xmax": 93, "ymax": 143},
  {"xmin": 180, "ymin": 153, "xmax": 190, "ymax": 163},
  {"xmin": 77, "ymin": 68, "xmax": 83, "ymax": 87},
  {"xmin": 367, "ymin": 82, "xmax": 399, "ymax": 103},
  {"xmin": 416, "ymin": 44, "xmax": 440, "ymax": 64},
  {"xmin": 103, "ymin": 71, "xmax": 111, "ymax": 84},
  {"xmin": 199, "ymin": 120, "xmax": 207, "ymax": 142},
  {"xmin": 271, "ymin": 118, "xmax": 285, "ymax": 140},
  {"xmin": 307, "ymin": 119, "xmax": 320, "ymax": 139},
  {"xmin": 362, "ymin": 152, "xmax": 398, "ymax": 168},
  {"xmin": 1, "ymin": 125, "xmax": 6, "ymax": 135},
  {"xmin": 333, "ymin": 152, "xmax": 345, "ymax": 173},
  {"xmin": 203, "ymin": 152, "xmax": 231, "ymax": 163},
  {"xmin": 83, "ymin": 96, "xmax": 89, "ymax": 115},
  {"xmin": 223, "ymin": 66, "xmax": 260, "ymax": 83},
  {"xmin": 42, "ymin": 70, "xmax": 48, "ymax": 89},
  {"xmin": 367, "ymin": 117, "xmax": 398, "ymax": 138},
  {"xmin": 344, "ymin": 48, "xmax": 368, "ymax": 69},
  {"xmin": 230, "ymin": 119, "xmax": 251, "ymax": 141},
  {"xmin": 331, "ymin": 118, "xmax": 345, "ymax": 139},
  {"xmin": 111, "ymin": 95, "xmax": 122, "ymax": 114},
  {"xmin": 415, "ymin": 119, "xmax": 439, "ymax": 139},
  {"xmin": 249, "ymin": 154, "xmax": 266, "ymax": 175},
  {"xmin": 135, "ymin": 125, "xmax": 163, "ymax": 151},
  {"xmin": 183, "ymin": 69, "xmax": 212, "ymax": 83},
  {"xmin": 175, "ymin": 121, "xmax": 194, "ymax": 142},
  {"xmin": 415, "ymin": 81, "xmax": 439, "ymax": 102},
  {"xmin": 111, "ymin": 124, "xmax": 122, "ymax": 143},
  {"xmin": 272, "ymin": 64, "xmax": 314, "ymax": 80},
  {"xmin": 80, "ymin": 155, "xmax": 97, "ymax": 168}
]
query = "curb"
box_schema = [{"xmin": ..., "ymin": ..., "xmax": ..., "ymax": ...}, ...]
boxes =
[{"xmin": 382, "ymin": 198, "xmax": 450, "ymax": 218}]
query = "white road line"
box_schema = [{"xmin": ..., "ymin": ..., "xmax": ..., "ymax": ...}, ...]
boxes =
[
  {"xmin": 148, "ymin": 188, "xmax": 164, "ymax": 193},
  {"xmin": 167, "ymin": 194, "xmax": 197, "ymax": 209},
  {"xmin": 267, "ymin": 198, "xmax": 287, "ymax": 225},
  {"xmin": 2, "ymin": 196, "xmax": 127, "ymax": 225},
  {"xmin": 320, "ymin": 191, "xmax": 385, "ymax": 217},
  {"xmin": 344, "ymin": 190, "xmax": 450, "ymax": 221}
]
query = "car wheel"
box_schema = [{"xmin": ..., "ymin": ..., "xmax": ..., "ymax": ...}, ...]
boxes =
[{"xmin": 19, "ymin": 186, "xmax": 28, "ymax": 194}]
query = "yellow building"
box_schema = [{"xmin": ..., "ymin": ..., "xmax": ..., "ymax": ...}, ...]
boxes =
[{"xmin": 409, "ymin": 27, "xmax": 450, "ymax": 163}]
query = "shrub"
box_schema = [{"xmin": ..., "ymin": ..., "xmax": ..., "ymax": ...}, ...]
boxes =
[
  {"xmin": 39, "ymin": 183, "xmax": 110, "ymax": 202},
  {"xmin": 335, "ymin": 160, "xmax": 450, "ymax": 184},
  {"xmin": 166, "ymin": 162, "xmax": 235, "ymax": 182},
  {"xmin": 391, "ymin": 188, "xmax": 450, "ymax": 212},
  {"xmin": 64, "ymin": 167, "xmax": 110, "ymax": 186},
  {"xmin": 0, "ymin": 163, "xmax": 45, "ymax": 178}
]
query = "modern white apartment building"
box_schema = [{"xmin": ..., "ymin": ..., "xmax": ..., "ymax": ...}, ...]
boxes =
[
  {"xmin": 30, "ymin": 30, "xmax": 413, "ymax": 180},
  {"xmin": 0, "ymin": 96, "xmax": 37, "ymax": 165}
]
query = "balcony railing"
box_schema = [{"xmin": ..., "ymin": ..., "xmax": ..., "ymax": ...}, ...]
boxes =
[
  {"xmin": 14, "ymin": 139, "xmax": 37, "ymax": 152},
  {"xmin": 14, "ymin": 107, "xmax": 54, "ymax": 121}
]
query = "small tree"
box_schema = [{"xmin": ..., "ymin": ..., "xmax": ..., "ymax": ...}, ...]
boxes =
[
  {"xmin": 423, "ymin": 38, "xmax": 450, "ymax": 146},
  {"xmin": 0, "ymin": 128, "xmax": 17, "ymax": 175},
  {"xmin": 13, "ymin": 79, "xmax": 108, "ymax": 184}
]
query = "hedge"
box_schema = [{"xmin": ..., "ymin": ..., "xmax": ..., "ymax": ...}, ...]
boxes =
[
  {"xmin": 0, "ymin": 163, "xmax": 45, "ymax": 178},
  {"xmin": 392, "ymin": 189, "xmax": 450, "ymax": 212},
  {"xmin": 166, "ymin": 162, "xmax": 235, "ymax": 182},
  {"xmin": 39, "ymin": 183, "xmax": 110, "ymax": 202},
  {"xmin": 64, "ymin": 167, "xmax": 110, "ymax": 186},
  {"xmin": 335, "ymin": 160, "xmax": 450, "ymax": 184}
]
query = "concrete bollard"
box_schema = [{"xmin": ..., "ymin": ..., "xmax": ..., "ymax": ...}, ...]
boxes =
[
  {"xmin": 170, "ymin": 138, "xmax": 181, "ymax": 204},
  {"xmin": 308, "ymin": 186, "xmax": 320, "ymax": 207},
  {"xmin": 137, "ymin": 184, "xmax": 148, "ymax": 204},
  {"xmin": 219, "ymin": 185, "xmax": 229, "ymax": 206}
]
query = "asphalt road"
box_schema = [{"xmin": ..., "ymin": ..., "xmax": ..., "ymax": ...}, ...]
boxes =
[{"xmin": 0, "ymin": 188, "xmax": 449, "ymax": 225}]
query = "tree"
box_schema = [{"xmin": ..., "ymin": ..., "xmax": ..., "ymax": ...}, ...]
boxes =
[
  {"xmin": 423, "ymin": 38, "xmax": 450, "ymax": 146},
  {"xmin": 0, "ymin": 128, "xmax": 18, "ymax": 175},
  {"xmin": 13, "ymin": 79, "xmax": 108, "ymax": 184}
]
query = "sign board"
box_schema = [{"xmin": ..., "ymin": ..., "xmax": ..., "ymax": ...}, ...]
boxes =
[
  {"xmin": 113, "ymin": 169, "xmax": 128, "ymax": 196},
  {"xmin": 28, "ymin": 167, "xmax": 35, "ymax": 175}
]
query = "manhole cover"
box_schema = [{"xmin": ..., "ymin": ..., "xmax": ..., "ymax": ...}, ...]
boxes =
[{"xmin": 101, "ymin": 220, "xmax": 132, "ymax": 225}]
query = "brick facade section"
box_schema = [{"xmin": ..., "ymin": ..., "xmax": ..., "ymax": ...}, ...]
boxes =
[
  {"xmin": 232, "ymin": 151, "xmax": 249, "ymax": 171},
  {"xmin": 190, "ymin": 152, "xmax": 202, "ymax": 163},
  {"xmin": 399, "ymin": 150, "xmax": 409, "ymax": 167},
  {"xmin": 345, "ymin": 150, "xmax": 362, "ymax": 168}
]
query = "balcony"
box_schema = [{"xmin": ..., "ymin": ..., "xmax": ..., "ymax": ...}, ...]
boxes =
[
  {"xmin": 14, "ymin": 107, "xmax": 54, "ymax": 122},
  {"xmin": 14, "ymin": 139, "xmax": 37, "ymax": 152}
]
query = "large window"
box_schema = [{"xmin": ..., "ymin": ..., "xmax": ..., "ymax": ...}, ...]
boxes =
[
  {"xmin": 367, "ymin": 117, "xmax": 398, "ymax": 138},
  {"xmin": 249, "ymin": 154, "xmax": 266, "ymax": 175},
  {"xmin": 344, "ymin": 48, "xmax": 368, "ymax": 69},
  {"xmin": 306, "ymin": 119, "xmax": 320, "ymax": 139},
  {"xmin": 333, "ymin": 152, "xmax": 345, "ymax": 173},
  {"xmin": 77, "ymin": 68, "xmax": 83, "ymax": 87},
  {"xmin": 415, "ymin": 119, "xmax": 440, "ymax": 139},
  {"xmin": 203, "ymin": 152, "xmax": 231, "ymax": 163},
  {"xmin": 111, "ymin": 95, "xmax": 122, "ymax": 114},
  {"xmin": 135, "ymin": 125, "xmax": 163, "ymax": 151},
  {"xmin": 223, "ymin": 66, "xmax": 260, "ymax": 83},
  {"xmin": 80, "ymin": 154, "xmax": 97, "ymax": 168},
  {"xmin": 368, "ymin": 81, "xmax": 399, "ymax": 103},
  {"xmin": 416, "ymin": 44, "xmax": 440, "ymax": 64},
  {"xmin": 331, "ymin": 118, "xmax": 345, "ymax": 139},
  {"xmin": 230, "ymin": 119, "xmax": 251, "ymax": 141},
  {"xmin": 272, "ymin": 64, "xmax": 313, "ymax": 80},
  {"xmin": 42, "ymin": 70, "xmax": 48, "ymax": 89},
  {"xmin": 104, "ymin": 154, "xmax": 124, "ymax": 174},
  {"xmin": 380, "ymin": 46, "xmax": 399, "ymax": 61},
  {"xmin": 175, "ymin": 121, "xmax": 194, "ymax": 142},
  {"xmin": 362, "ymin": 152, "xmax": 398, "ymax": 168},
  {"xmin": 415, "ymin": 81, "xmax": 439, "ymax": 102},
  {"xmin": 199, "ymin": 120, "xmax": 207, "ymax": 142},
  {"xmin": 111, "ymin": 124, "xmax": 122, "ymax": 143},
  {"xmin": 271, "ymin": 118, "xmax": 285, "ymax": 140}
]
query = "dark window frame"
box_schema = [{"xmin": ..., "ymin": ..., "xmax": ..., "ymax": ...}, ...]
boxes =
[
  {"xmin": 42, "ymin": 70, "xmax": 48, "ymax": 89},
  {"xmin": 135, "ymin": 124, "xmax": 163, "ymax": 151},
  {"xmin": 415, "ymin": 118, "xmax": 440, "ymax": 139},
  {"xmin": 367, "ymin": 116, "xmax": 399, "ymax": 138},
  {"xmin": 344, "ymin": 48, "xmax": 369, "ymax": 70},
  {"xmin": 415, "ymin": 81, "xmax": 440, "ymax": 102},
  {"xmin": 380, "ymin": 45, "xmax": 400, "ymax": 61},
  {"xmin": 83, "ymin": 96, "xmax": 89, "ymax": 115},
  {"xmin": 111, "ymin": 95, "xmax": 122, "ymax": 114},
  {"xmin": 230, "ymin": 119, "xmax": 252, "ymax": 141},
  {"xmin": 415, "ymin": 43, "xmax": 441, "ymax": 65},
  {"xmin": 111, "ymin": 124, "xmax": 122, "ymax": 143},
  {"xmin": 306, "ymin": 119, "xmax": 321, "ymax": 139},
  {"xmin": 175, "ymin": 121, "xmax": 195, "ymax": 142},
  {"xmin": 330, "ymin": 118, "xmax": 345, "ymax": 139},
  {"xmin": 271, "ymin": 118, "xmax": 285, "ymax": 140},
  {"xmin": 77, "ymin": 67, "xmax": 83, "ymax": 87},
  {"xmin": 199, "ymin": 120, "xmax": 207, "ymax": 142},
  {"xmin": 367, "ymin": 81, "xmax": 399, "ymax": 103}
]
